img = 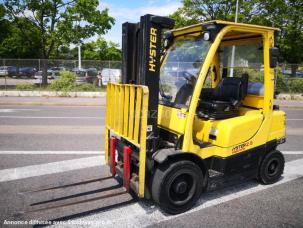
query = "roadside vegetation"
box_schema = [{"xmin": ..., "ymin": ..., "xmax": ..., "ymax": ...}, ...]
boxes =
[
  {"xmin": 15, "ymin": 83, "xmax": 35, "ymax": 91},
  {"xmin": 13, "ymin": 71, "xmax": 105, "ymax": 92}
]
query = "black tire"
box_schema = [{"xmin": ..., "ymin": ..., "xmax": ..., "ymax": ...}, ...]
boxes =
[
  {"xmin": 152, "ymin": 160, "xmax": 203, "ymax": 214},
  {"xmin": 258, "ymin": 150, "xmax": 285, "ymax": 185}
]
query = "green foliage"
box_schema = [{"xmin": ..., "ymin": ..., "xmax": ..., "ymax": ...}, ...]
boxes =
[
  {"xmin": 275, "ymin": 75, "xmax": 303, "ymax": 93},
  {"xmin": 170, "ymin": 0, "xmax": 303, "ymax": 68},
  {"xmin": 288, "ymin": 78, "xmax": 303, "ymax": 93},
  {"xmin": 82, "ymin": 38, "xmax": 121, "ymax": 61},
  {"xmin": 0, "ymin": 4, "xmax": 9, "ymax": 44},
  {"xmin": 233, "ymin": 68, "xmax": 264, "ymax": 83},
  {"xmin": 0, "ymin": 18, "xmax": 42, "ymax": 58},
  {"xmin": 3, "ymin": 0, "xmax": 114, "ymax": 59},
  {"xmin": 170, "ymin": 7, "xmax": 199, "ymax": 28},
  {"xmin": 170, "ymin": 0, "xmax": 256, "ymax": 28},
  {"xmin": 50, "ymin": 71, "xmax": 76, "ymax": 92},
  {"xmin": 251, "ymin": 1, "xmax": 303, "ymax": 67},
  {"xmin": 276, "ymin": 74, "xmax": 289, "ymax": 93},
  {"xmin": 76, "ymin": 83, "xmax": 97, "ymax": 91},
  {"xmin": 16, "ymin": 83, "xmax": 35, "ymax": 91}
]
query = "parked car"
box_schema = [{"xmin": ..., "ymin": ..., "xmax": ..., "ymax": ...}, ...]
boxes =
[
  {"xmin": 48, "ymin": 67, "xmax": 66, "ymax": 73},
  {"xmin": 72, "ymin": 68, "xmax": 99, "ymax": 84},
  {"xmin": 282, "ymin": 69, "xmax": 303, "ymax": 77},
  {"xmin": 99, "ymin": 68, "xmax": 121, "ymax": 86},
  {"xmin": 33, "ymin": 71, "xmax": 57, "ymax": 84},
  {"xmin": 18, "ymin": 67, "xmax": 37, "ymax": 78},
  {"xmin": 47, "ymin": 67, "xmax": 66, "ymax": 77},
  {"xmin": 0, "ymin": 66, "xmax": 19, "ymax": 77}
]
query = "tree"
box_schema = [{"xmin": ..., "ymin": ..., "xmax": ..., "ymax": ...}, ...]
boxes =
[
  {"xmin": 170, "ymin": 0, "xmax": 303, "ymax": 75},
  {"xmin": 0, "ymin": 4, "xmax": 9, "ymax": 45},
  {"xmin": 250, "ymin": 0, "xmax": 303, "ymax": 76},
  {"xmin": 0, "ymin": 18, "xmax": 42, "ymax": 58},
  {"xmin": 3, "ymin": 0, "xmax": 114, "ymax": 84},
  {"xmin": 170, "ymin": 0, "xmax": 257, "ymax": 28},
  {"xmin": 81, "ymin": 38, "xmax": 121, "ymax": 61},
  {"xmin": 0, "ymin": 3, "xmax": 42, "ymax": 58}
]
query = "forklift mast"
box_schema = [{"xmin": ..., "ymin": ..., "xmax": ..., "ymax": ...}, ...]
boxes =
[{"xmin": 122, "ymin": 14, "xmax": 175, "ymax": 150}]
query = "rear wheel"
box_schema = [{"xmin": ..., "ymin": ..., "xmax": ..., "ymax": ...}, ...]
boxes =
[
  {"xmin": 258, "ymin": 150, "xmax": 285, "ymax": 184},
  {"xmin": 152, "ymin": 160, "xmax": 203, "ymax": 214}
]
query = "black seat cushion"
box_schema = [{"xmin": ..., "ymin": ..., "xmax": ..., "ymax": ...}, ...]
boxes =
[
  {"xmin": 200, "ymin": 100, "xmax": 234, "ymax": 112},
  {"xmin": 198, "ymin": 74, "xmax": 248, "ymax": 119}
]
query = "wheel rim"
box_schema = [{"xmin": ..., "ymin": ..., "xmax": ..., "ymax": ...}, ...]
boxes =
[
  {"xmin": 167, "ymin": 172, "xmax": 197, "ymax": 206},
  {"xmin": 266, "ymin": 158, "xmax": 280, "ymax": 177}
]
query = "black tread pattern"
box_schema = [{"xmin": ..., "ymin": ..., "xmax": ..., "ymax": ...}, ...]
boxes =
[
  {"xmin": 151, "ymin": 160, "xmax": 203, "ymax": 214},
  {"xmin": 258, "ymin": 150, "xmax": 285, "ymax": 185}
]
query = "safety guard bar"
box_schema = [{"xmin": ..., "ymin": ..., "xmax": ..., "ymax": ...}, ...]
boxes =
[{"xmin": 105, "ymin": 83, "xmax": 149, "ymax": 197}]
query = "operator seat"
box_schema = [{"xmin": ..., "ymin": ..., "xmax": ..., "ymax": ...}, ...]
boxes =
[{"xmin": 197, "ymin": 73, "xmax": 248, "ymax": 119}]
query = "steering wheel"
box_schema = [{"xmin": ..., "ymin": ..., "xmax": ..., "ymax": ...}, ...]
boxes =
[{"xmin": 181, "ymin": 71, "xmax": 196, "ymax": 85}]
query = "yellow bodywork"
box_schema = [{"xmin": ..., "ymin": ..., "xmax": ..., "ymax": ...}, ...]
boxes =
[
  {"xmin": 158, "ymin": 22, "xmax": 285, "ymax": 160},
  {"xmin": 105, "ymin": 20, "xmax": 286, "ymax": 198},
  {"xmin": 170, "ymin": 21, "xmax": 284, "ymax": 158}
]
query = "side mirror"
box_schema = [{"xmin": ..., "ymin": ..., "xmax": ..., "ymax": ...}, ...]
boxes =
[{"xmin": 270, "ymin": 47, "xmax": 279, "ymax": 68}]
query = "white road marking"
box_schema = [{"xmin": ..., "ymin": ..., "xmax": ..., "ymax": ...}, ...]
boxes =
[
  {"xmin": 286, "ymin": 128, "xmax": 303, "ymax": 135},
  {"xmin": 67, "ymin": 158, "xmax": 303, "ymax": 228},
  {"xmin": 0, "ymin": 155, "xmax": 105, "ymax": 182},
  {"xmin": 0, "ymin": 116, "xmax": 103, "ymax": 119},
  {"xmin": 0, "ymin": 109, "xmax": 40, "ymax": 113},
  {"xmin": 282, "ymin": 151, "xmax": 303, "ymax": 155},
  {"xmin": 0, "ymin": 151, "xmax": 104, "ymax": 155},
  {"xmin": 0, "ymin": 109, "xmax": 16, "ymax": 113}
]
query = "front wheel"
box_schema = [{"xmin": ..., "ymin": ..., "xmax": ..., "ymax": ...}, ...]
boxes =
[
  {"xmin": 257, "ymin": 150, "xmax": 285, "ymax": 184},
  {"xmin": 151, "ymin": 160, "xmax": 203, "ymax": 214}
]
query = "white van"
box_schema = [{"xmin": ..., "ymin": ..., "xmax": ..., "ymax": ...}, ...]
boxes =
[{"xmin": 99, "ymin": 68, "xmax": 121, "ymax": 86}]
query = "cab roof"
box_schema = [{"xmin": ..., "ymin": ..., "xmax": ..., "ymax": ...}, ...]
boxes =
[{"xmin": 210, "ymin": 20, "xmax": 279, "ymax": 31}]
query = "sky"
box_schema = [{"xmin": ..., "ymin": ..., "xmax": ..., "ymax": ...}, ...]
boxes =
[{"xmin": 99, "ymin": 0, "xmax": 182, "ymax": 46}]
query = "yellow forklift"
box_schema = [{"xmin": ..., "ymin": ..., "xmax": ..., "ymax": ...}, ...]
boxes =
[{"xmin": 105, "ymin": 14, "xmax": 286, "ymax": 214}]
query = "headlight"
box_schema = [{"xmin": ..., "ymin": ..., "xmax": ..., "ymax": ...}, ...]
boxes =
[
  {"xmin": 203, "ymin": 32, "xmax": 210, "ymax": 41},
  {"xmin": 164, "ymin": 39, "xmax": 169, "ymax": 48}
]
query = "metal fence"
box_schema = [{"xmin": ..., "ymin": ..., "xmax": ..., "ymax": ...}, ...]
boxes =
[
  {"xmin": 0, "ymin": 59, "xmax": 302, "ymax": 93},
  {"xmin": 0, "ymin": 59, "xmax": 122, "ymax": 90},
  {"xmin": 0, "ymin": 59, "xmax": 122, "ymax": 71}
]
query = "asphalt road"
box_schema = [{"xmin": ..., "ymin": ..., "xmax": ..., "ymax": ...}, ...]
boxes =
[{"xmin": 0, "ymin": 104, "xmax": 302, "ymax": 227}]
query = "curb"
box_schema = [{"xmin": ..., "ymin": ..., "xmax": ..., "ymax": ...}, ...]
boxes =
[
  {"xmin": 0, "ymin": 90, "xmax": 106, "ymax": 98},
  {"xmin": 276, "ymin": 93, "xmax": 303, "ymax": 101}
]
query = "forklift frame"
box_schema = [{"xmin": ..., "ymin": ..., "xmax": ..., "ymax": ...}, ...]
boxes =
[{"xmin": 105, "ymin": 17, "xmax": 285, "ymax": 214}]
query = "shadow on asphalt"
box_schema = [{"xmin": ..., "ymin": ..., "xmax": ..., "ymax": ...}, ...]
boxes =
[{"xmin": 3, "ymin": 168, "xmax": 285, "ymax": 226}]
